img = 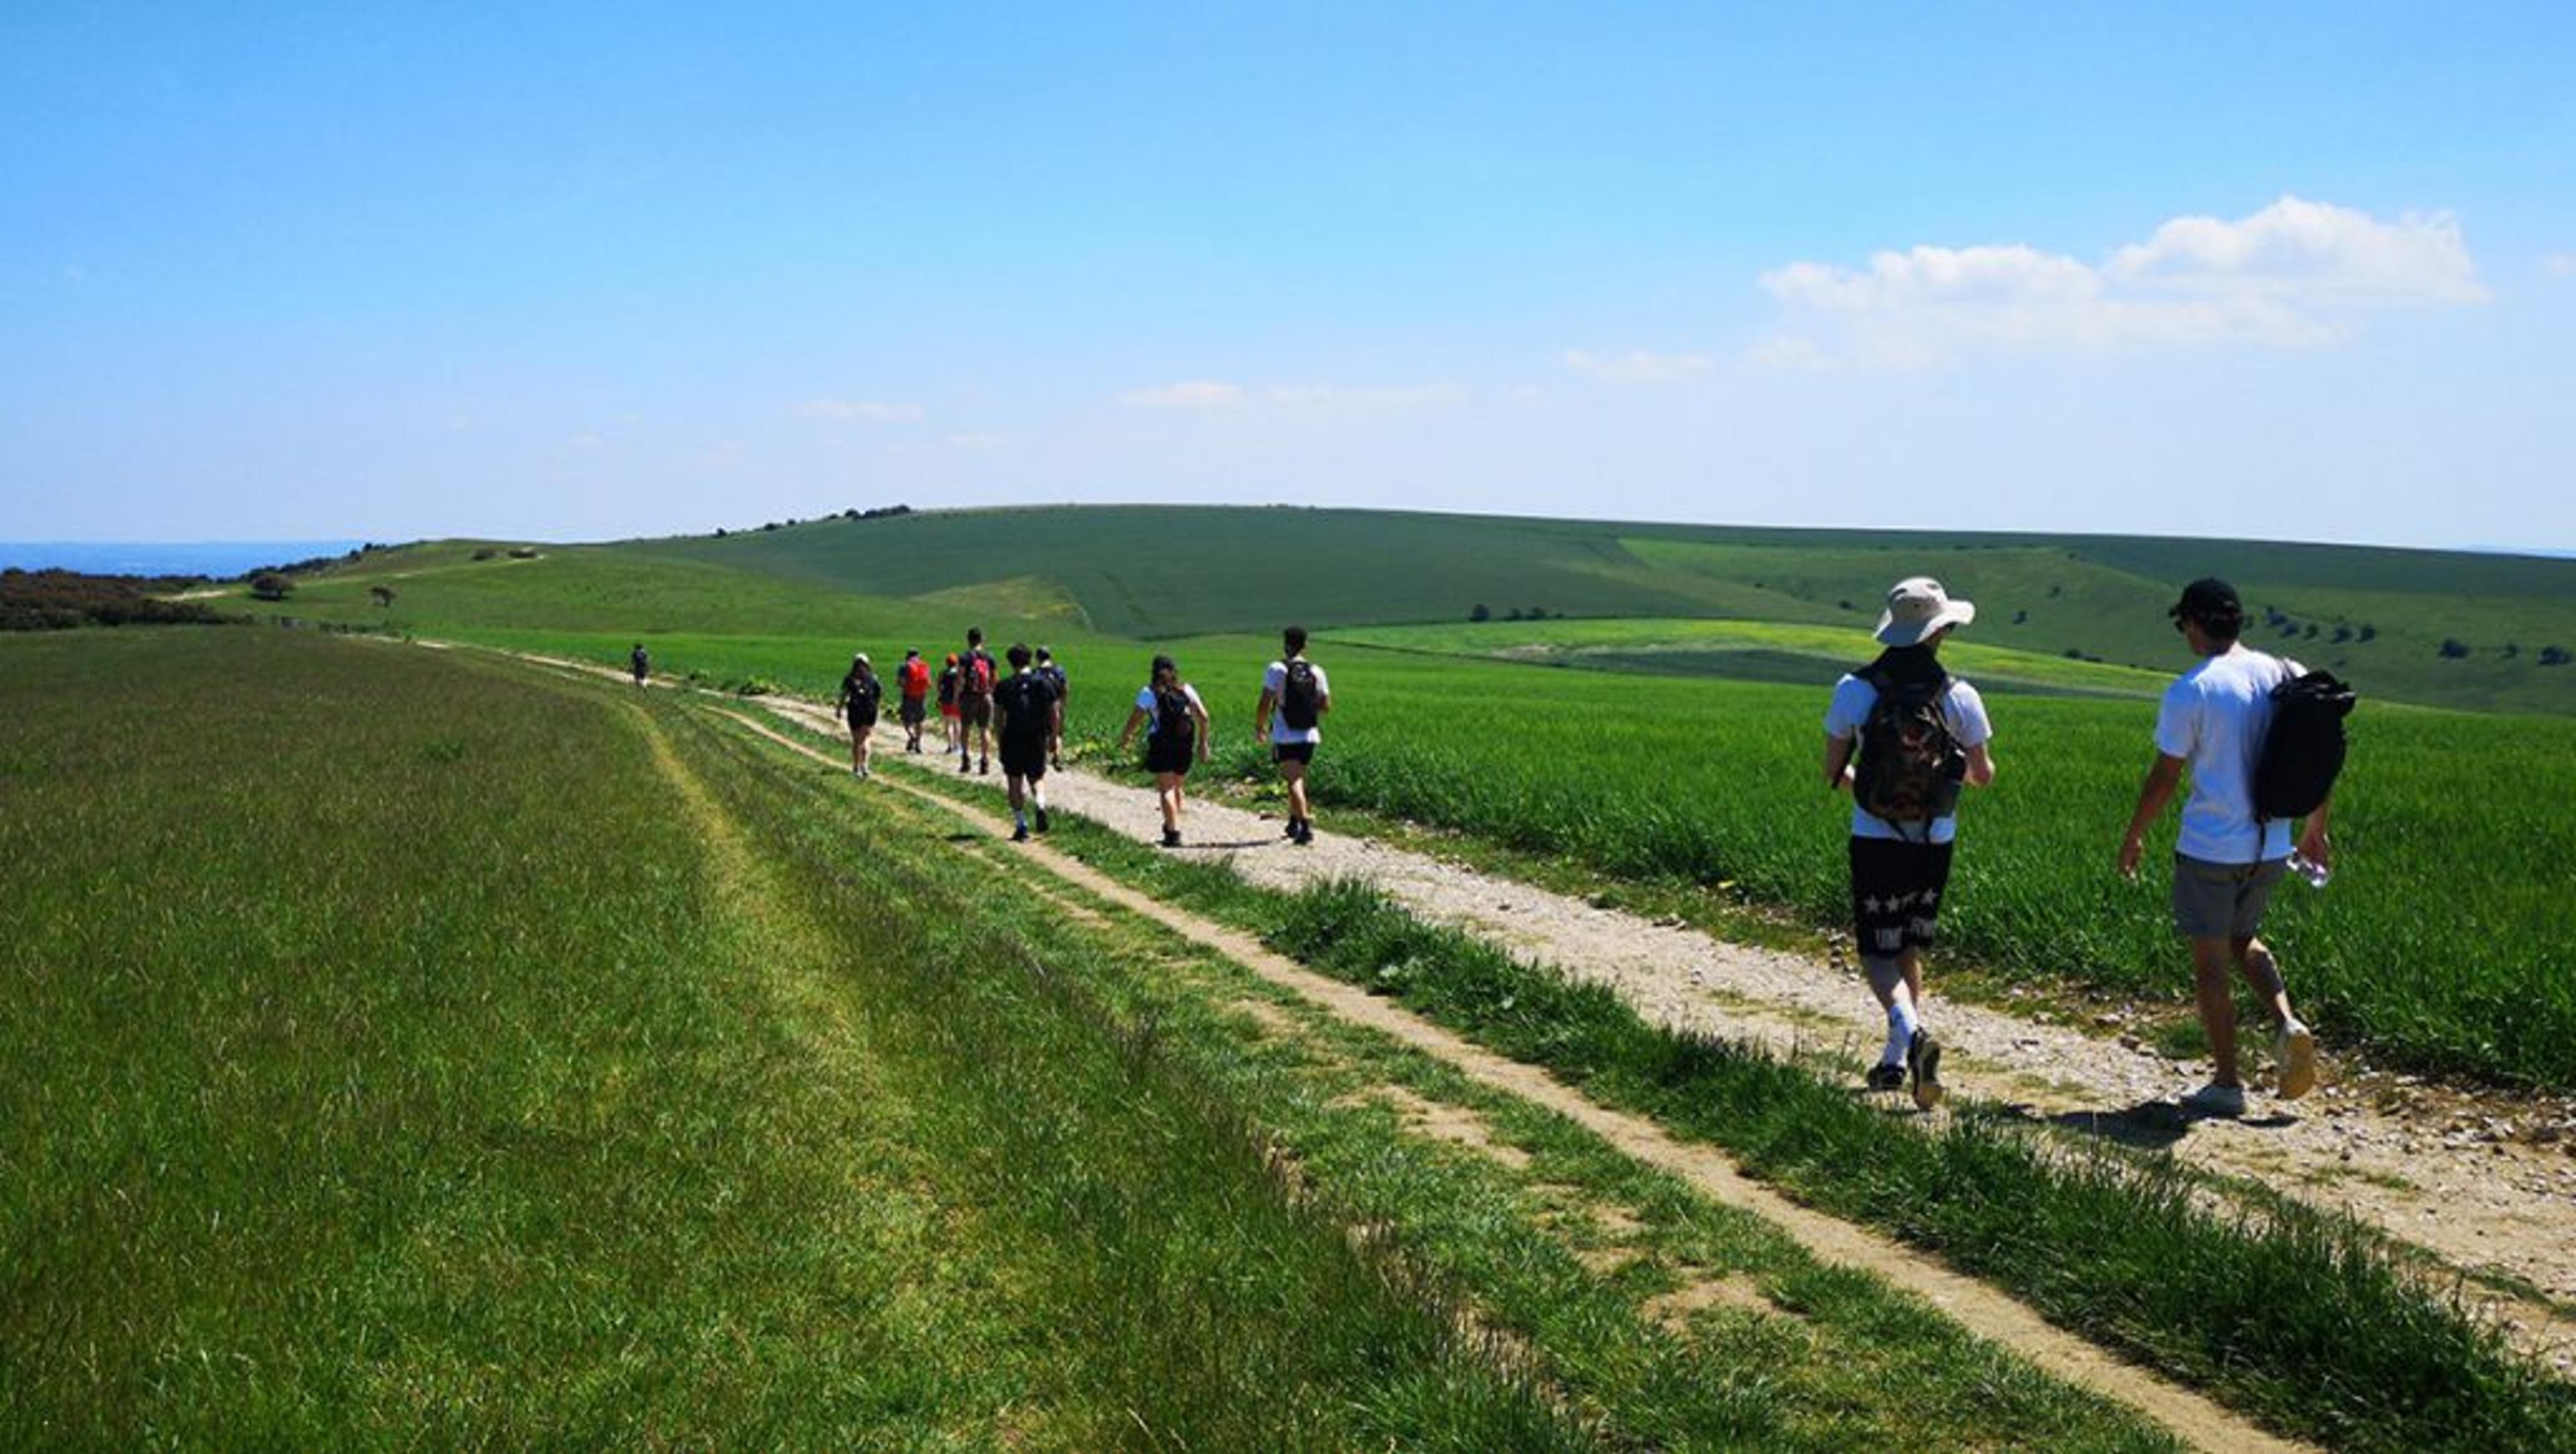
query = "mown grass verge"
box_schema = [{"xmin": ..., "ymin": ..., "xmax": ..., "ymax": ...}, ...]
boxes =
[{"xmin": 985, "ymin": 804, "xmax": 2576, "ymax": 1454}]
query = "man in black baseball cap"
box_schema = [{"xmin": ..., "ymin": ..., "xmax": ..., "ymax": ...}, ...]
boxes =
[{"xmin": 2168, "ymin": 577, "xmax": 2243, "ymax": 630}]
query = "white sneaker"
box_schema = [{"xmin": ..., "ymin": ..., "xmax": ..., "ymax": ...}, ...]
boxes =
[
  {"xmin": 2183, "ymin": 1082, "xmax": 2247, "ymax": 1119},
  {"xmin": 2274, "ymin": 1020, "xmax": 2318, "ymax": 1101}
]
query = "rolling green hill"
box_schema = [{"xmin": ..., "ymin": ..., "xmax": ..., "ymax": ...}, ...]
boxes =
[{"xmin": 624, "ymin": 506, "xmax": 2576, "ymax": 715}]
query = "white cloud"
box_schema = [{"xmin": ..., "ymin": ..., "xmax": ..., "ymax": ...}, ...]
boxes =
[
  {"xmin": 800, "ymin": 398, "xmax": 924, "ymax": 423},
  {"xmin": 1756, "ymin": 196, "xmax": 2485, "ymax": 369},
  {"xmin": 1266, "ymin": 382, "xmax": 1467, "ymax": 411},
  {"xmin": 569, "ymin": 431, "xmax": 606, "ymax": 449},
  {"xmin": 2546, "ymin": 253, "xmax": 2576, "ymax": 278},
  {"xmin": 1563, "ymin": 349, "xmax": 1715, "ymax": 384},
  {"xmin": 1117, "ymin": 380, "xmax": 1244, "ymax": 410}
]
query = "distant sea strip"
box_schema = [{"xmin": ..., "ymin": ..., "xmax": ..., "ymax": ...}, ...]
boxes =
[{"xmin": 0, "ymin": 542, "xmax": 367, "ymax": 577}]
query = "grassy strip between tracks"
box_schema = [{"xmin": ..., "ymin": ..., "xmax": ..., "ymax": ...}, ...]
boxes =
[{"xmin": 857, "ymin": 753, "xmax": 2576, "ymax": 1454}]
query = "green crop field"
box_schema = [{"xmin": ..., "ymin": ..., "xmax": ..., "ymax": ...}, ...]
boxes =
[{"xmin": 1057, "ymin": 637, "xmax": 2576, "ymax": 1089}]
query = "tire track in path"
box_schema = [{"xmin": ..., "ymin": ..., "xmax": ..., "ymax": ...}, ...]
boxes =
[{"xmin": 714, "ymin": 697, "xmax": 2304, "ymax": 1454}]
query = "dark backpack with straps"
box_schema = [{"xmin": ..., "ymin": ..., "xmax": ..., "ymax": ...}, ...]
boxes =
[
  {"xmin": 2253, "ymin": 669, "xmax": 2354, "ymax": 820},
  {"xmin": 1152, "ymin": 683, "xmax": 1194, "ymax": 746},
  {"xmin": 1852, "ymin": 666, "xmax": 1964, "ymax": 833},
  {"xmin": 1280, "ymin": 659, "xmax": 1320, "ymax": 731}
]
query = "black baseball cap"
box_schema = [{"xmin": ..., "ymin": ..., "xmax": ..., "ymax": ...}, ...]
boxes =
[{"xmin": 2169, "ymin": 577, "xmax": 2242, "ymax": 623}]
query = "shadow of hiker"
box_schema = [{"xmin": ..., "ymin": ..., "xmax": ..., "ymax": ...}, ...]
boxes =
[
  {"xmin": 1183, "ymin": 838, "xmax": 1291, "ymax": 851},
  {"xmin": 2007, "ymin": 1097, "xmax": 2300, "ymax": 1152}
]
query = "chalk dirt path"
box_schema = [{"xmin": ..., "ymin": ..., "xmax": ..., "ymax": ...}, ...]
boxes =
[
  {"xmin": 750, "ymin": 691, "xmax": 2576, "ymax": 1365},
  {"xmin": 708, "ymin": 700, "xmax": 2296, "ymax": 1454}
]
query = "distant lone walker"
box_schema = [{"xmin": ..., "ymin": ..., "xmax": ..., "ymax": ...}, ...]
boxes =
[
  {"xmin": 629, "ymin": 642, "xmax": 649, "ymax": 687},
  {"xmin": 1256, "ymin": 625, "xmax": 1332, "ymax": 845},
  {"xmin": 1117, "ymin": 653, "xmax": 1212, "ymax": 848},
  {"xmin": 2118, "ymin": 577, "xmax": 2327, "ymax": 1119},
  {"xmin": 992, "ymin": 643, "xmax": 1062, "ymax": 842},
  {"xmin": 837, "ymin": 652, "xmax": 882, "ymax": 779},
  {"xmin": 1823, "ymin": 577, "xmax": 1995, "ymax": 1111}
]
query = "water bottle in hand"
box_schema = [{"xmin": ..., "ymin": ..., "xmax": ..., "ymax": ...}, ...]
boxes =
[{"xmin": 2286, "ymin": 850, "xmax": 2330, "ymax": 889}]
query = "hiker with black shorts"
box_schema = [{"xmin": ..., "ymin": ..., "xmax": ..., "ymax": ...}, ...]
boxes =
[
  {"xmin": 2118, "ymin": 577, "xmax": 2331, "ymax": 1119},
  {"xmin": 1823, "ymin": 577, "xmax": 1996, "ymax": 1111},
  {"xmin": 992, "ymin": 643, "xmax": 1061, "ymax": 842},
  {"xmin": 629, "ymin": 643, "xmax": 649, "ymax": 687},
  {"xmin": 896, "ymin": 649, "xmax": 930, "ymax": 752},
  {"xmin": 1117, "ymin": 653, "xmax": 1212, "ymax": 848},
  {"xmin": 1036, "ymin": 647, "xmax": 1069, "ymax": 768},
  {"xmin": 837, "ymin": 652, "xmax": 882, "ymax": 779},
  {"xmin": 957, "ymin": 628, "xmax": 999, "ymax": 775},
  {"xmin": 1256, "ymin": 625, "xmax": 1331, "ymax": 845},
  {"xmin": 936, "ymin": 654, "xmax": 961, "ymax": 756}
]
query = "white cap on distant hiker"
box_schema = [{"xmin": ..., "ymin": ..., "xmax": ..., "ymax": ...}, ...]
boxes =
[{"xmin": 1874, "ymin": 577, "xmax": 1976, "ymax": 646}]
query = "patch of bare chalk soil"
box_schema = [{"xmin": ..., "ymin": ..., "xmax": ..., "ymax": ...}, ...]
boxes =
[{"xmin": 760, "ymin": 695, "xmax": 2576, "ymax": 1365}]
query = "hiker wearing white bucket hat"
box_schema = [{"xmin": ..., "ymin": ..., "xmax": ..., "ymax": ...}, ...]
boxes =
[
  {"xmin": 1874, "ymin": 575, "xmax": 1977, "ymax": 647},
  {"xmin": 1824, "ymin": 577, "xmax": 1996, "ymax": 1111}
]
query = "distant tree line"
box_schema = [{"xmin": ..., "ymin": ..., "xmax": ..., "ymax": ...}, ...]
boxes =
[
  {"xmin": 1, "ymin": 569, "xmax": 229, "ymax": 630},
  {"xmin": 712, "ymin": 504, "xmax": 912, "ymax": 538}
]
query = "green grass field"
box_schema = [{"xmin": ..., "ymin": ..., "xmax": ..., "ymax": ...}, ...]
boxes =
[
  {"xmin": 616, "ymin": 504, "xmax": 2576, "ymax": 714},
  {"xmin": 10, "ymin": 626, "xmax": 2238, "ymax": 1448}
]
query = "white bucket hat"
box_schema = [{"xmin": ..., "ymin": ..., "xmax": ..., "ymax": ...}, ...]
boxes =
[{"xmin": 1874, "ymin": 577, "xmax": 1976, "ymax": 647}]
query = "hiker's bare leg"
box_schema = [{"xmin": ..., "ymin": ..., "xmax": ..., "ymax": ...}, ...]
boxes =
[
  {"xmin": 2235, "ymin": 936, "xmax": 2294, "ymax": 1029},
  {"xmin": 2190, "ymin": 937, "xmax": 2243, "ymax": 1085},
  {"xmin": 1157, "ymin": 773, "xmax": 1183, "ymax": 830},
  {"xmin": 1282, "ymin": 758, "xmax": 1311, "ymax": 823}
]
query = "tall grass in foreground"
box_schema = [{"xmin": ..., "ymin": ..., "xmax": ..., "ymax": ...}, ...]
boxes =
[
  {"xmin": 1018, "ymin": 817, "xmax": 2576, "ymax": 1454},
  {"xmin": 0, "ymin": 630, "xmax": 1568, "ymax": 1447}
]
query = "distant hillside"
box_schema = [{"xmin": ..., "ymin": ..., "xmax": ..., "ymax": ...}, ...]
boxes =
[{"xmin": 631, "ymin": 506, "xmax": 2576, "ymax": 715}]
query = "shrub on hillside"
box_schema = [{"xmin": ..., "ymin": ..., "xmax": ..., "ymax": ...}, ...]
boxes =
[{"xmin": 248, "ymin": 573, "xmax": 294, "ymax": 602}]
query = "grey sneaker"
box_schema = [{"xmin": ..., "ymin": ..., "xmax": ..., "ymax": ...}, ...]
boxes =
[
  {"xmin": 2184, "ymin": 1082, "xmax": 2248, "ymax": 1119},
  {"xmin": 2274, "ymin": 1020, "xmax": 2318, "ymax": 1101},
  {"xmin": 1865, "ymin": 1062, "xmax": 1906, "ymax": 1093}
]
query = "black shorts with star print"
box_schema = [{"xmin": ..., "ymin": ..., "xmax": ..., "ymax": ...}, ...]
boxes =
[{"xmin": 1848, "ymin": 836, "xmax": 1955, "ymax": 959}]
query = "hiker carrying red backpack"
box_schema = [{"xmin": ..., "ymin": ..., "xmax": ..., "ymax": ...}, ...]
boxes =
[{"xmin": 1823, "ymin": 577, "xmax": 1996, "ymax": 1111}]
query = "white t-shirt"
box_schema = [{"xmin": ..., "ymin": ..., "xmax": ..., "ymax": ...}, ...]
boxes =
[
  {"xmin": 1263, "ymin": 659, "xmax": 1330, "ymax": 744},
  {"xmin": 1132, "ymin": 682, "xmax": 1205, "ymax": 734},
  {"xmin": 2155, "ymin": 644, "xmax": 2301, "ymax": 864},
  {"xmin": 1823, "ymin": 673, "xmax": 1992, "ymax": 844}
]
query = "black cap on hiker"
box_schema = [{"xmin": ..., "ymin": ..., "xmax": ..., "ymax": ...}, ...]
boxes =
[{"xmin": 2171, "ymin": 577, "xmax": 2242, "ymax": 625}]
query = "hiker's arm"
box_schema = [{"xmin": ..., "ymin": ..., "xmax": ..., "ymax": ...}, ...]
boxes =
[
  {"xmin": 1822, "ymin": 733, "xmax": 1856, "ymax": 792},
  {"xmin": 1254, "ymin": 687, "xmax": 1277, "ymax": 739},
  {"xmin": 1116, "ymin": 705, "xmax": 1148, "ymax": 750},
  {"xmin": 1962, "ymin": 742, "xmax": 1995, "ymax": 787},
  {"xmin": 2298, "ymin": 793, "xmax": 2334, "ymax": 870},
  {"xmin": 2118, "ymin": 753, "xmax": 2187, "ymax": 879},
  {"xmin": 1193, "ymin": 698, "xmax": 1213, "ymax": 761}
]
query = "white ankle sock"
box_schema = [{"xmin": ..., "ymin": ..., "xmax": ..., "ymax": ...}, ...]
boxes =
[{"xmin": 1884, "ymin": 999, "xmax": 1919, "ymax": 1064}]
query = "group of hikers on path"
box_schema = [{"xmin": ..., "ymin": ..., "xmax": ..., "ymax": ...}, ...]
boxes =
[
  {"xmin": 1828, "ymin": 573, "xmax": 2345, "ymax": 1117},
  {"xmin": 773, "ymin": 572, "xmax": 2345, "ymax": 1121},
  {"xmin": 834, "ymin": 624, "xmax": 1333, "ymax": 850}
]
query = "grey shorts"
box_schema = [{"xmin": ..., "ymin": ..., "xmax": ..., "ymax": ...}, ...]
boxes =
[{"xmin": 2171, "ymin": 854, "xmax": 2286, "ymax": 940}]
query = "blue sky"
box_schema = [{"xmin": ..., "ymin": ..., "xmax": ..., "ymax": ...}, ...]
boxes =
[{"xmin": 5, "ymin": 3, "xmax": 2573, "ymax": 551}]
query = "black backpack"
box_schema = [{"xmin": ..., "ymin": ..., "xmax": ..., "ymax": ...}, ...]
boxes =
[
  {"xmin": 1852, "ymin": 666, "xmax": 1964, "ymax": 836},
  {"xmin": 1280, "ymin": 659, "xmax": 1320, "ymax": 731},
  {"xmin": 845, "ymin": 672, "xmax": 881, "ymax": 720},
  {"xmin": 2253, "ymin": 669, "xmax": 2355, "ymax": 821},
  {"xmin": 1153, "ymin": 683, "xmax": 1194, "ymax": 745}
]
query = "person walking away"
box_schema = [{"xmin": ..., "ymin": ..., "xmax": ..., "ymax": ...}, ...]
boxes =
[
  {"xmin": 957, "ymin": 627, "xmax": 1000, "ymax": 775},
  {"xmin": 837, "ymin": 652, "xmax": 883, "ymax": 778},
  {"xmin": 936, "ymin": 654, "xmax": 963, "ymax": 757},
  {"xmin": 1822, "ymin": 577, "xmax": 1996, "ymax": 1111},
  {"xmin": 629, "ymin": 642, "xmax": 649, "ymax": 687},
  {"xmin": 2118, "ymin": 577, "xmax": 2329, "ymax": 1119},
  {"xmin": 1117, "ymin": 653, "xmax": 1212, "ymax": 847},
  {"xmin": 897, "ymin": 649, "xmax": 931, "ymax": 753},
  {"xmin": 1256, "ymin": 625, "xmax": 1332, "ymax": 844},
  {"xmin": 992, "ymin": 643, "xmax": 1061, "ymax": 841},
  {"xmin": 1036, "ymin": 647, "xmax": 1069, "ymax": 768}
]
